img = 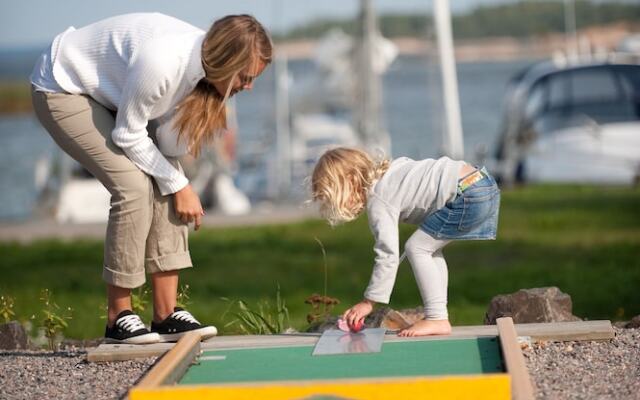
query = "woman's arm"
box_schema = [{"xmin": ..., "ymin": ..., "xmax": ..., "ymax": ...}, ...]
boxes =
[{"xmin": 111, "ymin": 42, "xmax": 189, "ymax": 196}]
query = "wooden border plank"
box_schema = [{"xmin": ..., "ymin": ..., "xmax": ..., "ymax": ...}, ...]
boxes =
[
  {"xmin": 497, "ymin": 317, "xmax": 535, "ymax": 400},
  {"xmin": 510, "ymin": 320, "xmax": 614, "ymax": 341},
  {"xmin": 87, "ymin": 320, "xmax": 614, "ymax": 361},
  {"xmin": 133, "ymin": 332, "xmax": 202, "ymax": 388},
  {"xmin": 87, "ymin": 343, "xmax": 173, "ymax": 362}
]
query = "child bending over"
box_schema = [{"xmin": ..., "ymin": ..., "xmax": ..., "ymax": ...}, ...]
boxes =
[{"xmin": 311, "ymin": 147, "xmax": 500, "ymax": 336}]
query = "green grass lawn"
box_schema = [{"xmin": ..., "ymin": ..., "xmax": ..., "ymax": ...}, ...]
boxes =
[{"xmin": 1, "ymin": 184, "xmax": 639, "ymax": 339}]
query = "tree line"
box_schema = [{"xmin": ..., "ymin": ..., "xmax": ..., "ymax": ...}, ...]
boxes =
[{"xmin": 276, "ymin": 0, "xmax": 640, "ymax": 41}]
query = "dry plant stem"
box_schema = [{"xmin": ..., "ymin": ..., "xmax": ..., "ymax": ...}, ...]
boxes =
[{"xmin": 314, "ymin": 237, "xmax": 328, "ymax": 316}]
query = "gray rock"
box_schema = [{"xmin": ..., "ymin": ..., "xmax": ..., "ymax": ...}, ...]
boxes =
[
  {"xmin": 306, "ymin": 316, "xmax": 340, "ymax": 333},
  {"xmin": 305, "ymin": 308, "xmax": 395, "ymax": 333},
  {"xmin": 306, "ymin": 306, "xmax": 426, "ymax": 332},
  {"xmin": 484, "ymin": 287, "xmax": 582, "ymax": 325},
  {"xmin": 0, "ymin": 321, "xmax": 29, "ymax": 350},
  {"xmin": 625, "ymin": 315, "xmax": 640, "ymax": 329},
  {"xmin": 613, "ymin": 320, "xmax": 629, "ymax": 329},
  {"xmin": 378, "ymin": 307, "xmax": 425, "ymax": 330}
]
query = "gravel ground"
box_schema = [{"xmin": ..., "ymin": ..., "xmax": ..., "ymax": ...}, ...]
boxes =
[
  {"xmin": 524, "ymin": 327, "xmax": 640, "ymax": 400},
  {"xmin": 0, "ymin": 327, "xmax": 638, "ymax": 400},
  {"xmin": 0, "ymin": 347, "xmax": 157, "ymax": 400}
]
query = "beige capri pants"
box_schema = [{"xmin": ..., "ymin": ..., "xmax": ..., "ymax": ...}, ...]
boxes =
[{"xmin": 31, "ymin": 88, "xmax": 193, "ymax": 289}]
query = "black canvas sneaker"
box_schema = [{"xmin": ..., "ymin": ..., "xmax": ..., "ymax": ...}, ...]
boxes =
[
  {"xmin": 104, "ymin": 310, "xmax": 160, "ymax": 344},
  {"xmin": 151, "ymin": 307, "xmax": 218, "ymax": 342}
]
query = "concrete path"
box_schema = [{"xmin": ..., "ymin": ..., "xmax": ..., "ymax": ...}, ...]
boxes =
[{"xmin": 0, "ymin": 205, "xmax": 318, "ymax": 243}]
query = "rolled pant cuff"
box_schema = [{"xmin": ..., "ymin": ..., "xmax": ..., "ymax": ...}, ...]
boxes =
[
  {"xmin": 145, "ymin": 251, "xmax": 193, "ymax": 274},
  {"xmin": 103, "ymin": 265, "xmax": 146, "ymax": 289},
  {"xmin": 424, "ymin": 306, "xmax": 449, "ymax": 321}
]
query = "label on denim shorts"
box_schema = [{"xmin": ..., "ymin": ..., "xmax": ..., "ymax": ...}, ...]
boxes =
[{"xmin": 458, "ymin": 170, "xmax": 484, "ymax": 192}]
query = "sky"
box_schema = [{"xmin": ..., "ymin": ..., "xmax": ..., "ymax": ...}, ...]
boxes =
[{"xmin": 0, "ymin": 0, "xmax": 513, "ymax": 49}]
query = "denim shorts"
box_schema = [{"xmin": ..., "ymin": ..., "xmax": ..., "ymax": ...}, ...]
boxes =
[{"xmin": 419, "ymin": 167, "xmax": 500, "ymax": 240}]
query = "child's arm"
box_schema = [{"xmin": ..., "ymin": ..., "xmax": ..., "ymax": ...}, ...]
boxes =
[
  {"xmin": 363, "ymin": 196, "xmax": 401, "ymax": 305},
  {"xmin": 342, "ymin": 196, "xmax": 399, "ymax": 330}
]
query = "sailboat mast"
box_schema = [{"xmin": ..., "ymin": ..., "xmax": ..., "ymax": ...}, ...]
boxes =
[
  {"xmin": 564, "ymin": 0, "xmax": 579, "ymax": 59},
  {"xmin": 272, "ymin": 0, "xmax": 292, "ymax": 199},
  {"xmin": 434, "ymin": 0, "xmax": 464, "ymax": 159},
  {"xmin": 355, "ymin": 0, "xmax": 390, "ymax": 154}
]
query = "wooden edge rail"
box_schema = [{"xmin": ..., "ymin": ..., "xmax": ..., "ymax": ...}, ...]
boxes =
[
  {"xmin": 131, "ymin": 332, "xmax": 202, "ymax": 390},
  {"xmin": 87, "ymin": 320, "xmax": 614, "ymax": 362},
  {"xmin": 87, "ymin": 343, "xmax": 174, "ymax": 362},
  {"xmin": 497, "ymin": 317, "xmax": 535, "ymax": 400}
]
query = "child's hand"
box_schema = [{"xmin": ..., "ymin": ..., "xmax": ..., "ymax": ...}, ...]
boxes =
[{"xmin": 343, "ymin": 299, "xmax": 374, "ymax": 331}]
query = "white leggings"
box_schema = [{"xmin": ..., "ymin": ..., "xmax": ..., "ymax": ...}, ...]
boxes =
[{"xmin": 404, "ymin": 229, "xmax": 451, "ymax": 320}]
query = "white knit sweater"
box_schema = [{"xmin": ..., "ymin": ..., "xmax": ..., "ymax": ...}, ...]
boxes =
[
  {"xmin": 36, "ymin": 13, "xmax": 207, "ymax": 195},
  {"xmin": 364, "ymin": 156, "xmax": 466, "ymax": 304}
]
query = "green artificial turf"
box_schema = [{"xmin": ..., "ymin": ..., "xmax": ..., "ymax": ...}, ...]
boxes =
[{"xmin": 180, "ymin": 337, "xmax": 503, "ymax": 384}]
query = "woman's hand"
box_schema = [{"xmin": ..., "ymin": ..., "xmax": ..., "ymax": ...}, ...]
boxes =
[
  {"xmin": 173, "ymin": 184, "xmax": 204, "ymax": 230},
  {"xmin": 343, "ymin": 299, "xmax": 375, "ymax": 330}
]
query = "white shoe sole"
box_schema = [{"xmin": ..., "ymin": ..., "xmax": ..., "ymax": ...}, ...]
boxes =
[
  {"xmin": 104, "ymin": 332, "xmax": 161, "ymax": 345},
  {"xmin": 157, "ymin": 326, "xmax": 218, "ymax": 342}
]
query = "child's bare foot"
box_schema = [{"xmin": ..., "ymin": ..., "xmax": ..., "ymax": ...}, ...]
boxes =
[{"xmin": 397, "ymin": 319, "xmax": 452, "ymax": 337}]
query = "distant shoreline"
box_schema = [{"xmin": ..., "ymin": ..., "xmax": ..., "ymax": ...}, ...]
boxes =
[
  {"xmin": 0, "ymin": 81, "xmax": 31, "ymax": 115},
  {"xmin": 276, "ymin": 22, "xmax": 635, "ymax": 61},
  {"xmin": 1, "ymin": 23, "xmax": 635, "ymax": 115}
]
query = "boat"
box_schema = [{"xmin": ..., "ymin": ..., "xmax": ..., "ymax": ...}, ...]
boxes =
[{"xmin": 491, "ymin": 54, "xmax": 640, "ymax": 185}]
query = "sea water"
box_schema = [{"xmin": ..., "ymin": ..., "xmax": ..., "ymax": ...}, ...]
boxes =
[{"xmin": 0, "ymin": 53, "xmax": 535, "ymax": 220}]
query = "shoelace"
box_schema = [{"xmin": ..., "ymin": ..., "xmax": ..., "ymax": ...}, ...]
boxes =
[
  {"xmin": 116, "ymin": 314, "xmax": 146, "ymax": 332},
  {"xmin": 171, "ymin": 310, "xmax": 200, "ymax": 325}
]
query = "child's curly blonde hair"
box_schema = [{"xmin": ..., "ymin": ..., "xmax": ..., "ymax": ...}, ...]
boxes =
[{"xmin": 311, "ymin": 147, "xmax": 390, "ymax": 226}]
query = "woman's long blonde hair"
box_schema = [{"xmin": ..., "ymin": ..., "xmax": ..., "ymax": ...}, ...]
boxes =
[
  {"xmin": 174, "ymin": 15, "xmax": 272, "ymax": 157},
  {"xmin": 311, "ymin": 147, "xmax": 390, "ymax": 226}
]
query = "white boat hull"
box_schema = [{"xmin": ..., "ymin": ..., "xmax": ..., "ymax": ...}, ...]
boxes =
[
  {"xmin": 523, "ymin": 122, "xmax": 640, "ymax": 184},
  {"xmin": 56, "ymin": 179, "xmax": 110, "ymax": 223}
]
